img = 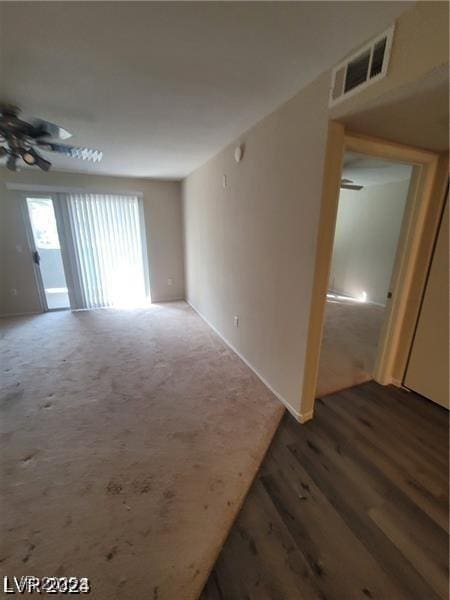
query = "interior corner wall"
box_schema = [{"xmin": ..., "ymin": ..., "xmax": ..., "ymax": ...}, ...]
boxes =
[
  {"xmin": 182, "ymin": 1, "xmax": 448, "ymax": 418},
  {"xmin": 329, "ymin": 179, "xmax": 411, "ymax": 306},
  {"xmin": 0, "ymin": 169, "xmax": 185, "ymax": 315}
]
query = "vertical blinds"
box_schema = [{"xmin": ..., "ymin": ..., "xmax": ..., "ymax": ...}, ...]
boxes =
[{"xmin": 65, "ymin": 193, "xmax": 148, "ymax": 309}]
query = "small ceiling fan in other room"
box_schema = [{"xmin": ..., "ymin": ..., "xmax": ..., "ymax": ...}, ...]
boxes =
[
  {"xmin": 0, "ymin": 105, "xmax": 103, "ymax": 172},
  {"xmin": 340, "ymin": 178, "xmax": 363, "ymax": 191}
]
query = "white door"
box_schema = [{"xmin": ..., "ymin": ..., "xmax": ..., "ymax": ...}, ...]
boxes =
[{"xmin": 404, "ymin": 193, "xmax": 449, "ymax": 408}]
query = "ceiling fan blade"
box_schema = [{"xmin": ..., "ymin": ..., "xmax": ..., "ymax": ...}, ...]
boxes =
[
  {"xmin": 29, "ymin": 118, "xmax": 72, "ymax": 141},
  {"xmin": 340, "ymin": 183, "xmax": 364, "ymax": 190},
  {"xmin": 340, "ymin": 177, "xmax": 363, "ymax": 191},
  {"xmin": 37, "ymin": 141, "xmax": 72, "ymax": 152},
  {"xmin": 37, "ymin": 141, "xmax": 103, "ymax": 162}
]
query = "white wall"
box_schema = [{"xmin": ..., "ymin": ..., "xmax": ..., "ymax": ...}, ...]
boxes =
[
  {"xmin": 330, "ymin": 179, "xmax": 411, "ymax": 306},
  {"xmin": 0, "ymin": 169, "xmax": 185, "ymax": 315},
  {"xmin": 182, "ymin": 2, "xmax": 449, "ymax": 418}
]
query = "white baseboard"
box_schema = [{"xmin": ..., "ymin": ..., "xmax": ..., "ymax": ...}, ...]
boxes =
[
  {"xmin": 368, "ymin": 301, "xmax": 387, "ymax": 308},
  {"xmin": 0, "ymin": 310, "xmax": 41, "ymax": 318},
  {"xmin": 151, "ymin": 296, "xmax": 185, "ymax": 304},
  {"xmin": 327, "ymin": 289, "xmax": 386, "ymax": 308},
  {"xmin": 187, "ymin": 300, "xmax": 312, "ymax": 424}
]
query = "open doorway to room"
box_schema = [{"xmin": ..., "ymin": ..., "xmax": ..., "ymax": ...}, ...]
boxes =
[
  {"xmin": 301, "ymin": 125, "xmax": 445, "ymax": 421},
  {"xmin": 316, "ymin": 152, "xmax": 413, "ymax": 397}
]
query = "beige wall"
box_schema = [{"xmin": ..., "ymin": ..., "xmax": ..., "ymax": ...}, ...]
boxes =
[
  {"xmin": 183, "ymin": 73, "xmax": 330, "ymax": 418},
  {"xmin": 0, "ymin": 169, "xmax": 185, "ymax": 315},
  {"xmin": 182, "ymin": 1, "xmax": 449, "ymax": 419},
  {"xmin": 330, "ymin": 179, "xmax": 411, "ymax": 306}
]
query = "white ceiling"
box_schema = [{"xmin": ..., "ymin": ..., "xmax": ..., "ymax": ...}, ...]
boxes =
[
  {"xmin": 0, "ymin": 2, "xmax": 414, "ymax": 179},
  {"xmin": 342, "ymin": 152, "xmax": 412, "ymax": 187}
]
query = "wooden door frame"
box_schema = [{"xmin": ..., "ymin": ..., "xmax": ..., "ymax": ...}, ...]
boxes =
[{"xmin": 300, "ymin": 121, "xmax": 448, "ymax": 420}]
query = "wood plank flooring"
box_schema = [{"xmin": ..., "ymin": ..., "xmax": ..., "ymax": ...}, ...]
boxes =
[{"xmin": 201, "ymin": 381, "xmax": 449, "ymax": 600}]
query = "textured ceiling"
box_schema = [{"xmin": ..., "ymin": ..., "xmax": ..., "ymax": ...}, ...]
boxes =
[{"xmin": 0, "ymin": 1, "xmax": 414, "ymax": 179}]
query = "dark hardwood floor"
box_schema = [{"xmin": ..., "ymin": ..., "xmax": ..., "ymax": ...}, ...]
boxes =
[{"xmin": 201, "ymin": 381, "xmax": 449, "ymax": 600}]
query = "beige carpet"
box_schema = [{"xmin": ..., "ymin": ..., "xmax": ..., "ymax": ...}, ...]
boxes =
[
  {"xmin": 0, "ymin": 302, "xmax": 284, "ymax": 599},
  {"xmin": 316, "ymin": 298, "xmax": 385, "ymax": 398}
]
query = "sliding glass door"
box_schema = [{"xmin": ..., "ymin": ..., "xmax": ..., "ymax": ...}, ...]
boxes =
[{"xmin": 25, "ymin": 192, "xmax": 150, "ymax": 312}]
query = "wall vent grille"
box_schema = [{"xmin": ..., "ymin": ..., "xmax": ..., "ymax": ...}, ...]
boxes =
[{"xmin": 329, "ymin": 25, "xmax": 395, "ymax": 107}]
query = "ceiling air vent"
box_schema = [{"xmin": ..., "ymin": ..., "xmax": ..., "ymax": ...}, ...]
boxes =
[{"xmin": 330, "ymin": 25, "xmax": 394, "ymax": 107}]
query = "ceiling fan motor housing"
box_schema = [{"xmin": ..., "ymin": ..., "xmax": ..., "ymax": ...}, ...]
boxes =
[{"xmin": 0, "ymin": 104, "xmax": 102, "ymax": 171}]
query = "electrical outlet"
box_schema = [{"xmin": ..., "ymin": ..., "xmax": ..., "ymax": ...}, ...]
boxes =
[
  {"xmin": 234, "ymin": 315, "xmax": 239, "ymax": 328},
  {"xmin": 167, "ymin": 277, "xmax": 173, "ymax": 286}
]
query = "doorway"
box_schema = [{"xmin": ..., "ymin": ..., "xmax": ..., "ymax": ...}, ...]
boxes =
[
  {"xmin": 316, "ymin": 152, "xmax": 413, "ymax": 397},
  {"xmin": 26, "ymin": 196, "xmax": 70, "ymax": 310},
  {"xmin": 300, "ymin": 124, "xmax": 445, "ymax": 421}
]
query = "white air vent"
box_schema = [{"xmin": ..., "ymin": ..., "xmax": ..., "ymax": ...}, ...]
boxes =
[{"xmin": 329, "ymin": 25, "xmax": 395, "ymax": 107}]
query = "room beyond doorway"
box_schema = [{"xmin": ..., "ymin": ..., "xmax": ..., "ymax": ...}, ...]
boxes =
[
  {"xmin": 316, "ymin": 296, "xmax": 385, "ymax": 397},
  {"xmin": 316, "ymin": 151, "xmax": 412, "ymax": 397}
]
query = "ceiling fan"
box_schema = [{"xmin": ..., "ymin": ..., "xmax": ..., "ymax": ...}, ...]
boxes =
[
  {"xmin": 340, "ymin": 178, "xmax": 363, "ymax": 191},
  {"xmin": 0, "ymin": 105, "xmax": 103, "ymax": 172}
]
